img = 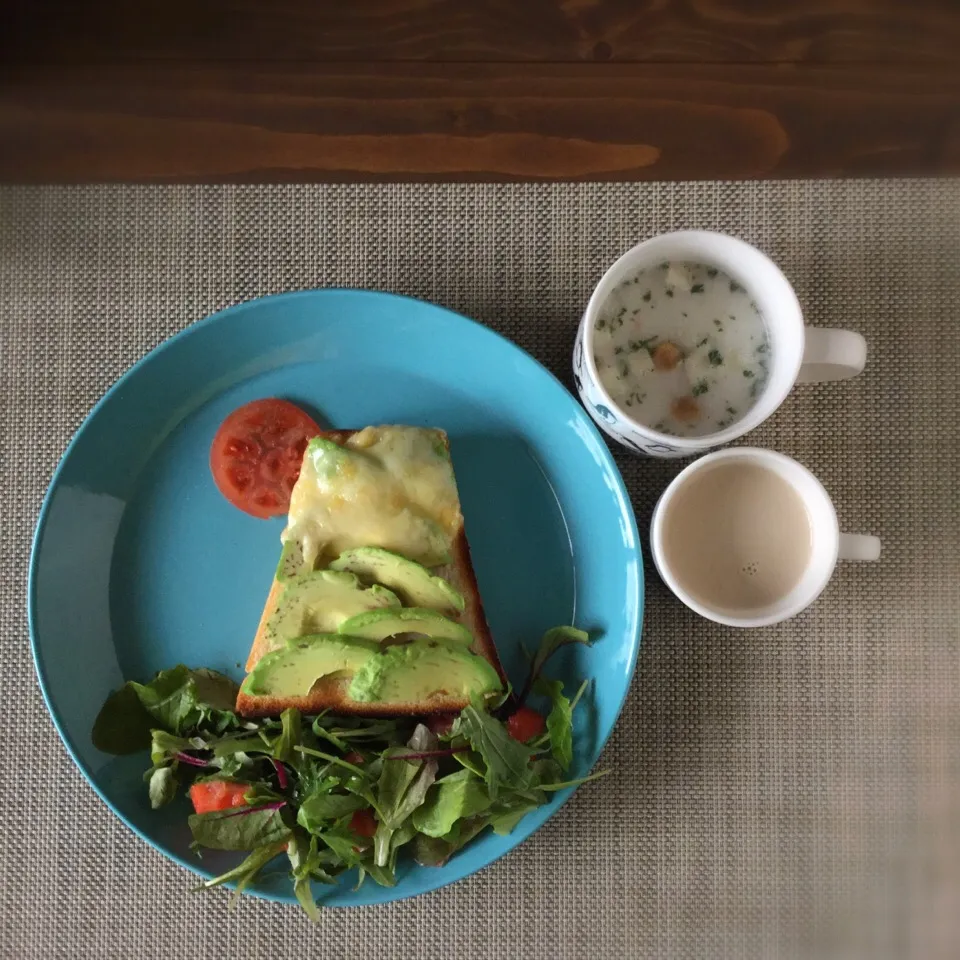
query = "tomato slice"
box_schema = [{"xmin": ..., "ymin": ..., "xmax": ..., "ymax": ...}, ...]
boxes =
[{"xmin": 210, "ymin": 399, "xmax": 322, "ymax": 518}]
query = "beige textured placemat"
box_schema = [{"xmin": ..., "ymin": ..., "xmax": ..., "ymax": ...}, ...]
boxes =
[{"xmin": 1, "ymin": 182, "xmax": 958, "ymax": 960}]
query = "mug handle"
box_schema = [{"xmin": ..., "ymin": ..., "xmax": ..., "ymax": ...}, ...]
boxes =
[
  {"xmin": 838, "ymin": 533, "xmax": 881, "ymax": 561},
  {"xmin": 797, "ymin": 328, "xmax": 867, "ymax": 383}
]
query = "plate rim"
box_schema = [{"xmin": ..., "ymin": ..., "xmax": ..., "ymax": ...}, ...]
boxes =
[{"xmin": 28, "ymin": 288, "xmax": 644, "ymax": 907}]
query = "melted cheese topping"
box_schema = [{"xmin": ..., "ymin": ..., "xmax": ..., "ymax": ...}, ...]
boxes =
[{"xmin": 284, "ymin": 426, "xmax": 462, "ymax": 568}]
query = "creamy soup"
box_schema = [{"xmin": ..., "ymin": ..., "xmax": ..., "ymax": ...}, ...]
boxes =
[
  {"xmin": 593, "ymin": 261, "xmax": 771, "ymax": 437},
  {"xmin": 660, "ymin": 461, "xmax": 812, "ymax": 613}
]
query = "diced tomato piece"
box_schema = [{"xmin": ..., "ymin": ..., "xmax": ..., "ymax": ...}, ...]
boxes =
[
  {"xmin": 506, "ymin": 706, "xmax": 546, "ymax": 743},
  {"xmin": 349, "ymin": 808, "xmax": 378, "ymax": 839},
  {"xmin": 343, "ymin": 751, "xmax": 364, "ymax": 765},
  {"xmin": 189, "ymin": 779, "xmax": 251, "ymax": 815},
  {"xmin": 426, "ymin": 715, "xmax": 455, "ymax": 737}
]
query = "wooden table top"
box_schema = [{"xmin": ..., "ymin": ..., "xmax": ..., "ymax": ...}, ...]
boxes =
[{"xmin": 2, "ymin": 0, "xmax": 959, "ymax": 182}]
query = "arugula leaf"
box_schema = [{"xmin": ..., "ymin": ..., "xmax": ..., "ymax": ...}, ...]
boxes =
[
  {"xmin": 538, "ymin": 768, "xmax": 611, "ymax": 791},
  {"xmin": 318, "ymin": 824, "xmax": 365, "ymax": 865},
  {"xmin": 459, "ymin": 700, "xmax": 533, "ymax": 800},
  {"xmin": 195, "ymin": 840, "xmax": 288, "ymax": 903},
  {"xmin": 412, "ymin": 770, "xmax": 491, "ymax": 838},
  {"xmin": 298, "ymin": 790, "xmax": 367, "ymax": 831},
  {"xmin": 489, "ymin": 801, "xmax": 541, "ymax": 836},
  {"xmin": 530, "ymin": 757, "xmax": 563, "ymax": 785},
  {"xmin": 518, "ymin": 627, "xmax": 591, "ymax": 704},
  {"xmin": 356, "ymin": 861, "xmax": 396, "ymax": 890},
  {"xmin": 535, "ymin": 678, "xmax": 574, "ymax": 771},
  {"xmin": 274, "ymin": 708, "xmax": 301, "ymax": 763},
  {"xmin": 452, "ymin": 748, "xmax": 486, "ymax": 779},
  {"xmin": 150, "ymin": 730, "xmax": 194, "ymax": 767},
  {"xmin": 189, "ymin": 804, "xmax": 291, "ymax": 851},
  {"xmin": 148, "ymin": 766, "xmax": 178, "ymax": 809},
  {"xmin": 312, "ymin": 715, "xmax": 401, "ymax": 746},
  {"xmin": 287, "ymin": 833, "xmax": 321, "ymax": 921},
  {"xmin": 341, "ymin": 771, "xmax": 380, "ymax": 814},
  {"xmin": 295, "ymin": 746, "xmax": 368, "ymax": 778},
  {"xmin": 287, "ymin": 830, "xmax": 338, "ymax": 920}
]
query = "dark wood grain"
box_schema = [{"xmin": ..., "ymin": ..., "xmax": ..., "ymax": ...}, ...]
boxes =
[
  {"xmin": 5, "ymin": 0, "xmax": 960, "ymax": 64},
  {"xmin": 2, "ymin": 62, "xmax": 957, "ymax": 182},
  {"xmin": 1, "ymin": 1, "xmax": 959, "ymax": 181}
]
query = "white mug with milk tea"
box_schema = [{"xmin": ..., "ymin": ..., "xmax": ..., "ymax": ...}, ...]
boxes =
[
  {"xmin": 650, "ymin": 448, "xmax": 881, "ymax": 627},
  {"xmin": 573, "ymin": 231, "xmax": 867, "ymax": 458}
]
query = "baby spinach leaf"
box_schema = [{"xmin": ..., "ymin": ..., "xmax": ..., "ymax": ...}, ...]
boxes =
[
  {"xmin": 212, "ymin": 733, "xmax": 272, "ymax": 758},
  {"xmin": 191, "ymin": 668, "xmax": 241, "ymax": 713},
  {"xmin": 131, "ymin": 665, "xmax": 210, "ymax": 733},
  {"xmin": 376, "ymin": 750, "xmax": 427, "ymax": 824},
  {"xmin": 148, "ymin": 766, "xmax": 178, "ymax": 809},
  {"xmin": 189, "ymin": 804, "xmax": 291, "ymax": 851},
  {"xmin": 459, "ymin": 701, "xmax": 533, "ymax": 800},
  {"xmin": 413, "ymin": 814, "xmax": 490, "ymax": 867},
  {"xmin": 92, "ymin": 666, "xmax": 242, "ymax": 755},
  {"xmin": 412, "ymin": 770, "xmax": 492, "ymax": 838},
  {"xmin": 373, "ymin": 749, "xmax": 437, "ymax": 866},
  {"xmin": 92, "ymin": 684, "xmax": 155, "ymax": 754}
]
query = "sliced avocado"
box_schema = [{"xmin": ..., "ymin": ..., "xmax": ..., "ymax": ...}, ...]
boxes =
[
  {"xmin": 242, "ymin": 634, "xmax": 380, "ymax": 697},
  {"xmin": 338, "ymin": 607, "xmax": 473, "ymax": 645},
  {"xmin": 329, "ymin": 547, "xmax": 465, "ymax": 613},
  {"xmin": 263, "ymin": 570, "xmax": 400, "ymax": 651},
  {"xmin": 275, "ymin": 538, "xmax": 308, "ymax": 582},
  {"xmin": 306, "ymin": 437, "xmax": 350, "ymax": 478},
  {"xmin": 348, "ymin": 640, "xmax": 502, "ymax": 703}
]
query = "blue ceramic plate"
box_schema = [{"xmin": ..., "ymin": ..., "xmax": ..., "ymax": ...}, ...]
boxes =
[{"xmin": 29, "ymin": 290, "xmax": 643, "ymax": 907}]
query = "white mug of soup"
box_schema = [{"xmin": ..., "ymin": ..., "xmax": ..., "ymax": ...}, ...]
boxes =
[{"xmin": 572, "ymin": 231, "xmax": 867, "ymax": 458}]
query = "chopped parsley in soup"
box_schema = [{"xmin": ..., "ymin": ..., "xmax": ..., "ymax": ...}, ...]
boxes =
[{"xmin": 593, "ymin": 261, "xmax": 771, "ymax": 437}]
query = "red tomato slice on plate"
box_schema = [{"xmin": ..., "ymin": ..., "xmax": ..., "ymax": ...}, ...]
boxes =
[{"xmin": 210, "ymin": 398, "xmax": 322, "ymax": 519}]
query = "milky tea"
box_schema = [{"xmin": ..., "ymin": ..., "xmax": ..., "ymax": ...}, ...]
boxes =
[{"xmin": 659, "ymin": 460, "xmax": 813, "ymax": 614}]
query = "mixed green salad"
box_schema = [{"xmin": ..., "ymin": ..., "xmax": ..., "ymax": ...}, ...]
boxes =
[{"xmin": 92, "ymin": 627, "xmax": 606, "ymax": 918}]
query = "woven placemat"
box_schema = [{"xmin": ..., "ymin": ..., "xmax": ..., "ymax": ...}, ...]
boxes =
[{"xmin": 1, "ymin": 182, "xmax": 958, "ymax": 960}]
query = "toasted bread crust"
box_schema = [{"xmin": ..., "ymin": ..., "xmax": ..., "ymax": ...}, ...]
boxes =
[{"xmin": 236, "ymin": 428, "xmax": 506, "ymax": 718}]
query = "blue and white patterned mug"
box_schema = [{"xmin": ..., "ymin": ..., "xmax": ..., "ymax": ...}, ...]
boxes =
[{"xmin": 573, "ymin": 231, "xmax": 867, "ymax": 458}]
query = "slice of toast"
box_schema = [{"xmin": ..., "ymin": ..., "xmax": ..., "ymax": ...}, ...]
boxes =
[{"xmin": 236, "ymin": 428, "xmax": 506, "ymax": 718}]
